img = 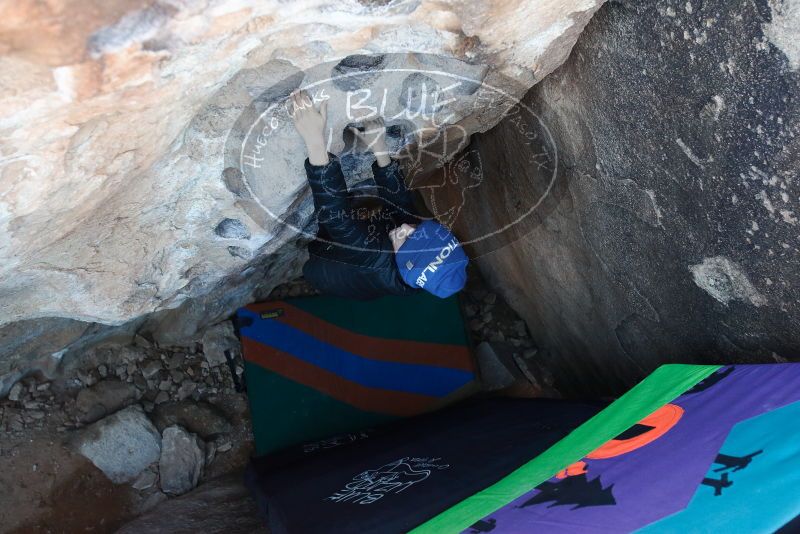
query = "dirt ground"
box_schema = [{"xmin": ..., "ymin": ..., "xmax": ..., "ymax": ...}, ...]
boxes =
[
  {"xmin": 0, "ymin": 391, "xmax": 254, "ymax": 533},
  {"xmin": 1, "ymin": 428, "xmax": 134, "ymax": 533}
]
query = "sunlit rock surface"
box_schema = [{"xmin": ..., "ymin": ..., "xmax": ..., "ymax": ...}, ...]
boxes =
[{"xmin": 0, "ymin": 0, "xmax": 604, "ymax": 346}]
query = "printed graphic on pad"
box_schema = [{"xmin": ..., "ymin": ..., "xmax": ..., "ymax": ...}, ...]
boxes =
[
  {"xmin": 554, "ymin": 404, "xmax": 684, "ymax": 481},
  {"xmin": 467, "ymin": 365, "xmax": 800, "ymax": 534},
  {"xmin": 522, "ymin": 474, "xmax": 616, "ymax": 509},
  {"xmin": 327, "ymin": 457, "xmax": 450, "ymax": 505},
  {"xmin": 638, "ymin": 400, "xmax": 800, "ymax": 533},
  {"xmin": 700, "ymin": 450, "xmax": 762, "ymax": 496}
]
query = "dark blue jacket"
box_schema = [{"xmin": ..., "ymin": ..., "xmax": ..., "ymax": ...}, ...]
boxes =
[{"xmin": 302, "ymin": 155, "xmax": 422, "ymax": 300}]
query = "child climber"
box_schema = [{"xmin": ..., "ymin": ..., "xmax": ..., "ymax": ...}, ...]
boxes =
[{"xmin": 289, "ymin": 89, "xmax": 469, "ymax": 300}]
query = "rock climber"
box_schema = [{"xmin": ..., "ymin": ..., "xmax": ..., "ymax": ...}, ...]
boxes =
[{"xmin": 289, "ymin": 89, "xmax": 469, "ymax": 300}]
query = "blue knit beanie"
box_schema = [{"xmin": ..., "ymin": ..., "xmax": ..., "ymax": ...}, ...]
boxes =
[{"xmin": 394, "ymin": 220, "xmax": 468, "ymax": 298}]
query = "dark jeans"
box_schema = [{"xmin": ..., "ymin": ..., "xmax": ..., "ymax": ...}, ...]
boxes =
[{"xmin": 304, "ymin": 155, "xmax": 420, "ymax": 252}]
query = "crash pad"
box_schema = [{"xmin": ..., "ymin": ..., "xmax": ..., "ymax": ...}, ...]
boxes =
[
  {"xmin": 245, "ymin": 397, "xmax": 604, "ymax": 534},
  {"xmin": 439, "ymin": 364, "xmax": 800, "ymax": 534},
  {"xmin": 237, "ymin": 291, "xmax": 477, "ymax": 456}
]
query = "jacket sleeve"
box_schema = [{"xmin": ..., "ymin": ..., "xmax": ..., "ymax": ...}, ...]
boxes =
[
  {"xmin": 371, "ymin": 158, "xmax": 421, "ymax": 228},
  {"xmin": 305, "ymin": 155, "xmax": 375, "ymax": 250}
]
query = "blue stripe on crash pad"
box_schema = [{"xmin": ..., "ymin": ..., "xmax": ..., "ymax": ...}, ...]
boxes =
[{"xmin": 239, "ymin": 309, "xmax": 473, "ymax": 397}]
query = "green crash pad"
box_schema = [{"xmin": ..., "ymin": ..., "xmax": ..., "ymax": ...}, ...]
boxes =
[{"xmin": 237, "ymin": 291, "xmax": 478, "ymax": 456}]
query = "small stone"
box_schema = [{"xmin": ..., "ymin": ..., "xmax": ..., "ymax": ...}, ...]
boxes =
[
  {"xmin": 9, "ymin": 416, "xmax": 24, "ymax": 432},
  {"xmin": 77, "ymin": 370, "xmax": 97, "ymax": 387},
  {"xmin": 170, "ymin": 370, "xmax": 185, "ymax": 383},
  {"xmin": 127, "ymin": 363, "xmax": 137, "ymax": 376},
  {"xmin": 468, "ymin": 318, "xmax": 484, "ymax": 332},
  {"xmin": 8, "ymin": 383, "xmax": 23, "ymax": 402},
  {"xmin": 489, "ymin": 331, "xmax": 505, "ymax": 343},
  {"xmin": 142, "ymin": 361, "xmax": 162, "ymax": 379},
  {"xmin": 482, "ymin": 312, "xmax": 493, "ymax": 323},
  {"xmin": 216, "ymin": 441, "xmax": 232, "ymax": 453},
  {"xmin": 205, "ymin": 440, "xmax": 217, "ymax": 465},
  {"xmin": 201, "ymin": 321, "xmax": 239, "ymax": 368},
  {"xmin": 159, "ymin": 425, "xmax": 204, "ymax": 496},
  {"xmin": 177, "ymin": 381, "xmax": 197, "ymax": 401},
  {"xmin": 98, "ymin": 364, "xmax": 108, "ymax": 378},
  {"xmin": 131, "ymin": 469, "xmax": 157, "ymax": 491},
  {"xmin": 27, "ymin": 410, "xmax": 45, "ymax": 420},
  {"xmin": 167, "ymin": 353, "xmax": 185, "ymax": 370},
  {"xmin": 185, "ymin": 368, "xmax": 195, "ymax": 377},
  {"xmin": 142, "ymin": 401, "xmax": 155, "ymax": 412},
  {"xmin": 158, "ymin": 380, "xmax": 172, "ymax": 392},
  {"xmin": 483, "ymin": 292, "xmax": 497, "ymax": 305},
  {"xmin": 23, "ymin": 400, "xmax": 41, "ymax": 410},
  {"xmin": 154, "ymin": 391, "xmax": 170, "ymax": 405},
  {"xmin": 134, "ymin": 375, "xmax": 147, "ymax": 389},
  {"xmin": 36, "ymin": 383, "xmax": 51, "ymax": 392},
  {"xmin": 133, "ymin": 334, "xmax": 152, "ymax": 349},
  {"xmin": 513, "ymin": 320, "xmax": 527, "ymax": 337},
  {"xmin": 522, "ymin": 348, "xmax": 538, "ymax": 360}
]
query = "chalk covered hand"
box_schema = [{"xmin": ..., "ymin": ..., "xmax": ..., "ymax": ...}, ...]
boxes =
[
  {"xmin": 291, "ymin": 89, "xmax": 329, "ymax": 165},
  {"xmin": 350, "ymin": 118, "xmax": 391, "ymax": 167}
]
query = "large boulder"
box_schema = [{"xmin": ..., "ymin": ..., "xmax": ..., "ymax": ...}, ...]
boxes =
[
  {"xmin": 70, "ymin": 405, "xmax": 161, "ymax": 483},
  {"xmin": 0, "ymin": 1, "xmax": 606, "ymax": 376},
  {"xmin": 440, "ymin": 0, "xmax": 800, "ymax": 396}
]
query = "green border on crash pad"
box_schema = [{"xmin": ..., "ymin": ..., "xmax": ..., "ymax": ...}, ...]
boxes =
[
  {"xmin": 244, "ymin": 363, "xmax": 395, "ymax": 457},
  {"xmin": 411, "ymin": 364, "xmax": 722, "ymax": 534}
]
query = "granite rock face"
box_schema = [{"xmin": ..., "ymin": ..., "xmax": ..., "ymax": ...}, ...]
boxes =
[
  {"xmin": 0, "ymin": 0, "xmax": 606, "ymax": 380},
  {"xmin": 439, "ymin": 0, "xmax": 800, "ymax": 396}
]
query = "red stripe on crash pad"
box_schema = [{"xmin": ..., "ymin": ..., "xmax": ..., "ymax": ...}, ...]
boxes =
[
  {"xmin": 246, "ymin": 300, "xmax": 474, "ymax": 372},
  {"xmin": 242, "ymin": 337, "xmax": 437, "ymax": 417}
]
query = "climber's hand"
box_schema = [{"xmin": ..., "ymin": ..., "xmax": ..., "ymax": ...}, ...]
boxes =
[
  {"xmin": 291, "ymin": 89, "xmax": 329, "ymax": 165},
  {"xmin": 350, "ymin": 118, "xmax": 391, "ymax": 167}
]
